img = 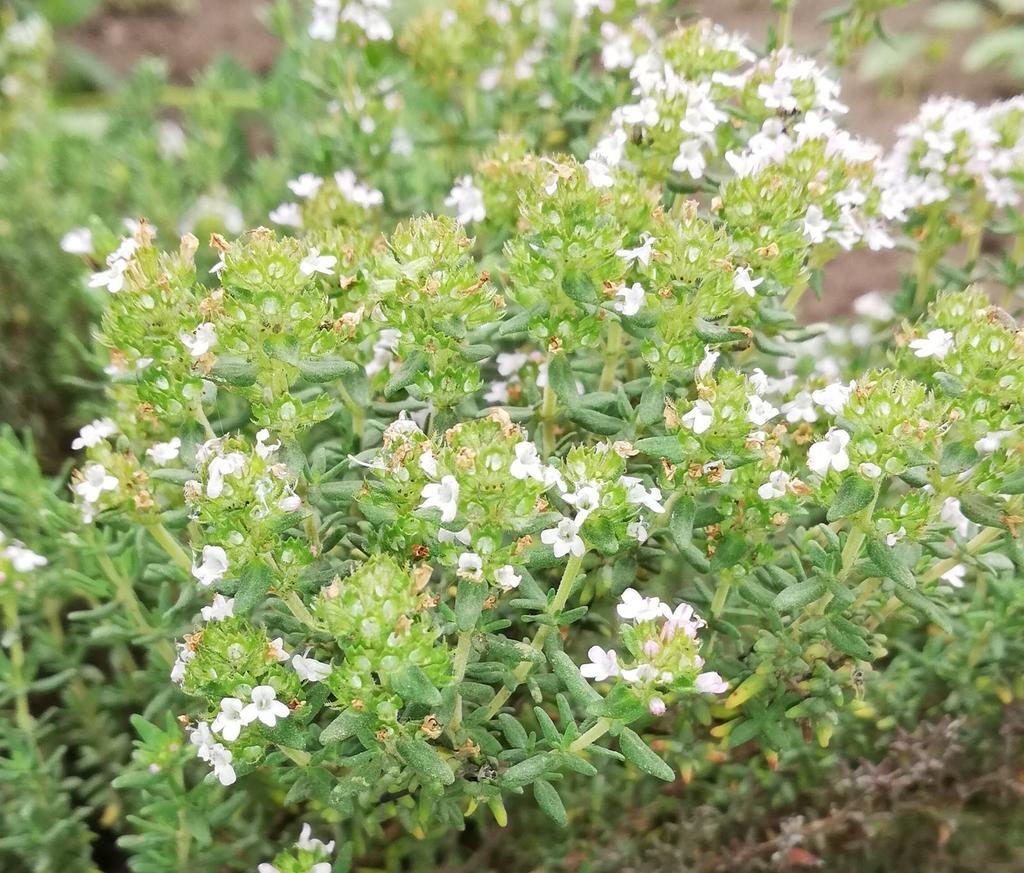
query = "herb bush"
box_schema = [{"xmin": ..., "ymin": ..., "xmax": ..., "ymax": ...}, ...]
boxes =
[{"xmin": 2, "ymin": 1, "xmax": 1024, "ymax": 870}]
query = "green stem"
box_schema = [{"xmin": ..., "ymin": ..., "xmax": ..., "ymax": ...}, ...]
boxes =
[
  {"xmin": 282, "ymin": 590, "xmax": 317, "ymax": 629},
  {"xmin": 97, "ymin": 551, "xmax": 176, "ymax": 664},
  {"xmin": 481, "ymin": 553, "xmax": 584, "ymax": 722},
  {"xmin": 782, "ymin": 273, "xmax": 809, "ymax": 311},
  {"xmin": 145, "ymin": 522, "xmax": 193, "ymax": 574},
  {"xmin": 569, "ymin": 716, "xmax": 613, "ymax": 754},
  {"xmin": 2, "ymin": 592, "xmax": 34, "ymax": 734},
  {"xmin": 779, "ymin": 0, "xmax": 797, "ymax": 47},
  {"xmin": 541, "ymin": 360, "xmax": 558, "ymax": 458},
  {"xmin": 448, "ymin": 631, "xmax": 474, "ymax": 733},
  {"xmin": 192, "ymin": 398, "xmax": 216, "ymax": 441},
  {"xmin": 337, "ymin": 381, "xmax": 365, "ymax": 448},
  {"xmin": 598, "ymin": 321, "xmax": 624, "ymax": 392},
  {"xmin": 921, "ymin": 527, "xmax": 1002, "ymax": 584}
]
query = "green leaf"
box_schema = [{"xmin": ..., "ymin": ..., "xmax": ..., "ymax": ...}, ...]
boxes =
[
  {"xmin": 384, "ymin": 351, "xmax": 428, "ymax": 398},
  {"xmin": 825, "ymin": 619, "xmax": 872, "ymax": 660},
  {"xmin": 583, "ymin": 515, "xmax": 619, "ymax": 555},
  {"xmin": 668, "ymin": 495, "xmax": 696, "ymax": 549},
  {"xmin": 596, "ymin": 684, "xmax": 648, "ymax": 723},
  {"xmin": 389, "ymin": 665, "xmax": 442, "ymax": 707},
  {"xmin": 533, "ymin": 779, "xmax": 568, "ymax": 826},
  {"xmin": 636, "ymin": 381, "xmax": 665, "ymax": 428},
  {"xmin": 394, "ymin": 736, "xmax": 455, "ymax": 786},
  {"xmin": 208, "ymin": 356, "xmax": 258, "ymax": 387},
  {"xmin": 562, "ymin": 273, "xmax": 598, "ymax": 305},
  {"xmin": 455, "ymin": 580, "xmax": 489, "ymax": 632},
  {"xmin": 320, "ymin": 708, "xmax": 375, "ymax": 744},
  {"xmin": 694, "ymin": 317, "xmax": 740, "ymax": 344},
  {"xmin": 893, "ymin": 586, "xmax": 953, "ymax": 634},
  {"xmin": 233, "ymin": 561, "xmax": 272, "ymax": 615},
  {"xmin": 773, "ymin": 579, "xmax": 827, "ymax": 613},
  {"xmin": 939, "ymin": 440, "xmax": 980, "ymax": 477},
  {"xmin": 827, "ymin": 475, "xmax": 875, "ymax": 522},
  {"xmin": 710, "ymin": 532, "xmax": 747, "ymax": 571},
  {"xmin": 549, "ymin": 650, "xmax": 602, "ymax": 706},
  {"xmin": 932, "ymin": 371, "xmax": 966, "ymax": 397},
  {"xmin": 618, "ymin": 727, "xmax": 675, "ymax": 781},
  {"xmin": 635, "ymin": 436, "xmax": 687, "ymax": 464},
  {"xmin": 958, "ymin": 492, "xmax": 1006, "ymax": 528},
  {"xmin": 1001, "ymin": 468, "xmax": 1024, "ymax": 495},
  {"xmin": 865, "ymin": 535, "xmax": 916, "ymax": 588},
  {"xmin": 964, "ymin": 28, "xmax": 1024, "ymax": 72},
  {"xmin": 499, "ymin": 752, "xmax": 555, "ymax": 789},
  {"xmin": 459, "ymin": 344, "xmax": 494, "ymax": 362},
  {"xmin": 497, "ymin": 713, "xmax": 529, "ymax": 749},
  {"xmin": 296, "ymin": 356, "xmax": 360, "ymax": 382},
  {"xmin": 547, "ymin": 354, "xmax": 580, "ymax": 409},
  {"xmin": 567, "ymin": 407, "xmax": 623, "ymax": 436}
]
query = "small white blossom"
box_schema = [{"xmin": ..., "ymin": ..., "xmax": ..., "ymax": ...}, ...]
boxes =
[
  {"xmin": 494, "ymin": 564, "xmax": 522, "ymax": 591},
  {"xmin": 807, "ymin": 428, "xmax": 851, "ymax": 476},
  {"xmin": 733, "ymin": 267, "xmax": 764, "ymax": 297},
  {"xmin": 696, "ymin": 346, "xmax": 720, "ymax": 381},
  {"xmin": 681, "ymin": 399, "xmax": 714, "ymax": 435},
  {"xmin": 909, "ymin": 328, "xmax": 955, "ymax": 360},
  {"xmin": 255, "ymin": 429, "xmax": 280, "ymax": 460},
  {"xmin": 287, "ymin": 173, "xmax": 324, "ymax": 199},
  {"xmin": 181, "ymin": 323, "xmax": 217, "ymax": 358},
  {"xmin": 299, "ymin": 247, "xmax": 337, "ymax": 277},
  {"xmin": 616, "ymin": 587, "xmax": 663, "ymax": 622},
  {"xmin": 757, "ymin": 470, "xmax": 791, "ymax": 500},
  {"xmin": 60, "ymin": 227, "xmax": 94, "ymax": 256},
  {"xmin": 457, "ymin": 552, "xmax": 483, "ymax": 580},
  {"xmin": 146, "ymin": 437, "xmax": 181, "ymax": 466},
  {"xmin": 941, "ymin": 563, "xmax": 966, "ymax": 588},
  {"xmin": 419, "ymin": 475, "xmax": 460, "ymax": 523},
  {"xmin": 540, "ymin": 516, "xmax": 586, "ymax": 558},
  {"xmin": 746, "ymin": 394, "xmax": 779, "ymax": 426},
  {"xmin": 72, "ymin": 418, "xmax": 117, "ymax": 451},
  {"xmin": 695, "ymin": 671, "xmax": 728, "ymax": 693},
  {"xmin": 269, "ymin": 202, "xmax": 303, "ymax": 228},
  {"xmin": 579, "ymin": 646, "xmax": 620, "ymax": 681},
  {"xmin": 192, "ymin": 545, "xmax": 229, "ymax": 588},
  {"xmin": 201, "ymin": 593, "xmax": 234, "ymax": 622},
  {"xmin": 241, "ymin": 685, "xmax": 290, "ymax": 728},
  {"xmin": 74, "ymin": 463, "xmax": 118, "ymax": 504},
  {"xmin": 211, "ymin": 698, "xmax": 246, "ymax": 741},
  {"xmin": 510, "ymin": 442, "xmax": 546, "ymax": 482},
  {"xmin": 207, "ymin": 743, "xmax": 236, "ymax": 786},
  {"xmin": 292, "ymin": 652, "xmax": 332, "ymax": 683},
  {"xmin": 802, "ymin": 204, "xmax": 830, "ymax": 243},
  {"xmin": 445, "ymin": 176, "xmax": 486, "ymax": 225},
  {"xmin": 613, "ymin": 282, "xmax": 646, "ymax": 317},
  {"xmin": 616, "ymin": 233, "xmax": 655, "ymax": 267}
]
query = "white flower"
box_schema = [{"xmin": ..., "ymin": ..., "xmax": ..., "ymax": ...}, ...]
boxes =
[
  {"xmin": 696, "ymin": 346, "xmax": 720, "ymax": 381},
  {"xmin": 746, "ymin": 394, "xmax": 779, "ymax": 426},
  {"xmin": 437, "ymin": 527, "xmax": 472, "ymax": 546},
  {"xmin": 540, "ymin": 516, "xmax": 586, "ymax": 558},
  {"xmin": 495, "ymin": 564, "xmax": 522, "ymax": 591},
  {"xmin": 695, "ymin": 671, "xmax": 728, "ymax": 693},
  {"xmin": 941, "ymin": 496, "xmax": 971, "ymax": 537},
  {"xmin": 616, "ymin": 587, "xmax": 663, "ymax": 622},
  {"xmin": 757, "ymin": 470, "xmax": 791, "ymax": 500},
  {"xmin": 620, "ymin": 663, "xmax": 659, "ymax": 684},
  {"xmin": 444, "ymin": 176, "xmax": 486, "ymax": 225},
  {"xmin": 241, "ymin": 685, "xmax": 290, "ymax": 728},
  {"xmin": 616, "ymin": 233, "xmax": 655, "ymax": 267},
  {"xmin": 255, "ymin": 429, "xmax": 280, "ymax": 460},
  {"xmin": 74, "ymin": 463, "xmax": 118, "ymax": 504},
  {"xmin": 268, "ymin": 637, "xmax": 290, "ymax": 662},
  {"xmin": 807, "ymin": 428, "xmax": 851, "ymax": 476},
  {"xmin": 811, "ymin": 381, "xmax": 854, "ymax": 415},
  {"xmin": 885, "ymin": 526, "xmax": 907, "ymax": 547},
  {"xmin": 71, "ymin": 418, "xmax": 117, "ymax": 451},
  {"xmin": 782, "ymin": 392, "xmax": 817, "ymax": 423},
  {"xmin": 297, "ymin": 822, "xmax": 336, "ymax": 856},
  {"xmin": 419, "ymin": 475, "xmax": 460, "ymax": 523},
  {"xmin": 681, "ymin": 400, "xmax": 714, "ymax": 435},
  {"xmin": 269, "ymin": 202, "xmax": 303, "ymax": 228},
  {"xmin": 207, "ymin": 743, "xmax": 236, "ymax": 786},
  {"xmin": 192, "ymin": 545, "xmax": 229, "ymax": 587},
  {"xmin": 211, "ymin": 697, "xmax": 246, "ymax": 741},
  {"xmin": 181, "ymin": 323, "xmax": 217, "ymax": 357},
  {"xmin": 287, "ymin": 173, "xmax": 324, "ymax": 199},
  {"xmin": 621, "ymin": 477, "xmax": 665, "ymax": 513},
  {"xmin": 292, "ymin": 652, "xmax": 332, "ymax": 683},
  {"xmin": 661, "ymin": 602, "xmax": 705, "ymax": 640},
  {"xmin": 579, "ymin": 646, "xmax": 620, "ymax": 681},
  {"xmin": 975, "ymin": 430, "xmax": 1013, "ymax": 454},
  {"xmin": 733, "ymin": 266, "xmax": 764, "ymax": 297},
  {"xmin": 457, "ymin": 552, "xmax": 483, "ymax": 580},
  {"xmin": 299, "ymin": 247, "xmax": 337, "ymax": 277},
  {"xmin": 672, "ymin": 139, "xmax": 707, "ymax": 178},
  {"xmin": 853, "ymin": 290, "xmax": 894, "ymax": 321},
  {"xmin": 584, "ymin": 157, "xmax": 614, "ymax": 188},
  {"xmin": 146, "ymin": 437, "xmax": 181, "ymax": 466},
  {"xmin": 802, "ymin": 204, "xmax": 830, "ymax": 243},
  {"xmin": 941, "ymin": 563, "xmax": 966, "ymax": 588},
  {"xmin": 3, "ymin": 542, "xmax": 47, "ymax": 573},
  {"xmin": 627, "ymin": 520, "xmax": 649, "ymax": 542},
  {"xmin": 909, "ymin": 328, "xmax": 954, "ymax": 360},
  {"xmin": 562, "ymin": 484, "xmax": 601, "ymax": 520},
  {"xmin": 418, "ymin": 447, "xmax": 438, "ymax": 478},
  {"xmin": 60, "ymin": 227, "xmax": 93, "ymax": 256},
  {"xmin": 613, "ymin": 282, "xmax": 646, "ymax": 317},
  {"xmin": 201, "ymin": 593, "xmax": 234, "ymax": 622},
  {"xmin": 206, "ymin": 452, "xmax": 246, "ymax": 499},
  {"xmin": 510, "ymin": 442, "xmax": 546, "ymax": 481}
]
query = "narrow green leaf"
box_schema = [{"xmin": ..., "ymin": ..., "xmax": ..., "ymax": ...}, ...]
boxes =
[
  {"xmin": 533, "ymin": 779, "xmax": 568, "ymax": 826},
  {"xmin": 394, "ymin": 737, "xmax": 455, "ymax": 786},
  {"xmin": 618, "ymin": 727, "xmax": 675, "ymax": 781},
  {"xmin": 827, "ymin": 475, "xmax": 875, "ymax": 521},
  {"xmin": 865, "ymin": 535, "xmax": 916, "ymax": 588}
]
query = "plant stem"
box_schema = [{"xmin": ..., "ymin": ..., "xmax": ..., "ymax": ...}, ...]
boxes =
[
  {"xmin": 337, "ymin": 380, "xmax": 365, "ymax": 448},
  {"xmin": 2, "ymin": 591, "xmax": 34, "ymax": 733},
  {"xmin": 282, "ymin": 590, "xmax": 317, "ymax": 629},
  {"xmin": 145, "ymin": 521, "xmax": 193, "ymax": 574},
  {"xmin": 193, "ymin": 398, "xmax": 216, "ymax": 441},
  {"xmin": 448, "ymin": 631, "xmax": 474, "ymax": 733},
  {"xmin": 598, "ymin": 321, "xmax": 623, "ymax": 392},
  {"xmin": 779, "ymin": 0, "xmax": 797, "ymax": 47},
  {"xmin": 96, "ymin": 551, "xmax": 176, "ymax": 664},
  {"xmin": 569, "ymin": 716, "xmax": 613, "ymax": 753},
  {"xmin": 541, "ymin": 362, "xmax": 558, "ymax": 457},
  {"xmin": 782, "ymin": 273, "xmax": 809, "ymax": 311},
  {"xmin": 481, "ymin": 553, "xmax": 583, "ymax": 722}
]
